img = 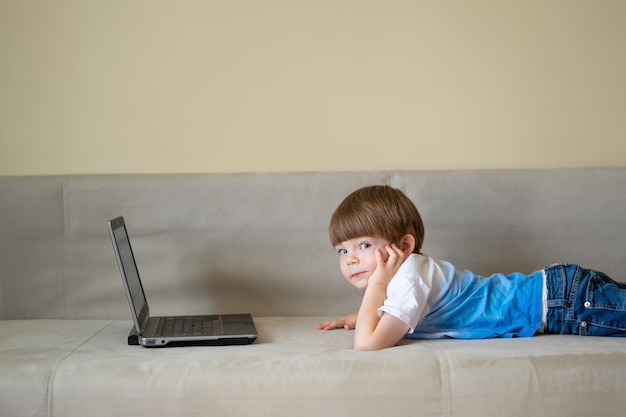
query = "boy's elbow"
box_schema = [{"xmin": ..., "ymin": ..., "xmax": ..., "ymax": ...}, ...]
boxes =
[
  {"xmin": 353, "ymin": 339, "xmax": 387, "ymax": 351},
  {"xmin": 355, "ymin": 345, "xmax": 380, "ymax": 352},
  {"xmin": 354, "ymin": 341, "xmax": 370, "ymax": 351},
  {"xmin": 354, "ymin": 343, "xmax": 372, "ymax": 351}
]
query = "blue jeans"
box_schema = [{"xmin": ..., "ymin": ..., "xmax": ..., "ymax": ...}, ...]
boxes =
[{"xmin": 545, "ymin": 264, "xmax": 626, "ymax": 336}]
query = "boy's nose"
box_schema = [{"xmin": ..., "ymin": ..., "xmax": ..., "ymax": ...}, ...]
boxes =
[{"xmin": 347, "ymin": 255, "xmax": 358, "ymax": 265}]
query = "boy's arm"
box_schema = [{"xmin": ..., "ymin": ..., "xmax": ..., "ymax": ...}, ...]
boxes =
[{"xmin": 354, "ymin": 245, "xmax": 410, "ymax": 351}]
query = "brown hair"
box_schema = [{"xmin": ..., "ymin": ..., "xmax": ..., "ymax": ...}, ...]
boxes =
[{"xmin": 329, "ymin": 185, "xmax": 425, "ymax": 254}]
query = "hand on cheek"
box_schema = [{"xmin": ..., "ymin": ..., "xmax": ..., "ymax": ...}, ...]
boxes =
[{"xmin": 370, "ymin": 243, "xmax": 406, "ymax": 287}]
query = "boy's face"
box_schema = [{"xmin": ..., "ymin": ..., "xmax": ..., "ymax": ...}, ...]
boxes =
[{"xmin": 334, "ymin": 236, "xmax": 392, "ymax": 290}]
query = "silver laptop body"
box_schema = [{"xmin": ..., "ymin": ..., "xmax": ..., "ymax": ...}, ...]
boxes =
[{"xmin": 108, "ymin": 216, "xmax": 258, "ymax": 347}]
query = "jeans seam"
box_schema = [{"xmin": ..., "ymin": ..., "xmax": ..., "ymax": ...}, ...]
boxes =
[{"xmin": 566, "ymin": 265, "xmax": 582, "ymax": 322}]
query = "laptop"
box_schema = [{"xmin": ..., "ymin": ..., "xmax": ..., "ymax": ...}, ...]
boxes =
[{"xmin": 107, "ymin": 216, "xmax": 258, "ymax": 347}]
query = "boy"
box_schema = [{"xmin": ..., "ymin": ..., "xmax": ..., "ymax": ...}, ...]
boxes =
[{"xmin": 317, "ymin": 185, "xmax": 626, "ymax": 351}]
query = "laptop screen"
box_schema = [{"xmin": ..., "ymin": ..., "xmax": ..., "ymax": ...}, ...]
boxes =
[{"xmin": 112, "ymin": 223, "xmax": 148, "ymax": 323}]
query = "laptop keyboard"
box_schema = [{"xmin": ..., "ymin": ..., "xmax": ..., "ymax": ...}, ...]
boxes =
[{"xmin": 159, "ymin": 316, "xmax": 221, "ymax": 337}]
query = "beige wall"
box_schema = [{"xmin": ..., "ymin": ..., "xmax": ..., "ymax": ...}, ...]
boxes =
[{"xmin": 1, "ymin": 1, "xmax": 625, "ymax": 175}]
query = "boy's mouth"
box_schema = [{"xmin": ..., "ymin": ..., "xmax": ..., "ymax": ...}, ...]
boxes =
[{"xmin": 351, "ymin": 271, "xmax": 367, "ymax": 280}]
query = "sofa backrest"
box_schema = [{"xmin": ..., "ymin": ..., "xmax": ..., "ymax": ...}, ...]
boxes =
[{"xmin": 2, "ymin": 169, "xmax": 625, "ymax": 320}]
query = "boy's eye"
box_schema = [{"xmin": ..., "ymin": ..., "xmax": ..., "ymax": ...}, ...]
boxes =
[
  {"xmin": 359, "ymin": 243, "xmax": 371, "ymax": 250},
  {"xmin": 338, "ymin": 248, "xmax": 348, "ymax": 255}
]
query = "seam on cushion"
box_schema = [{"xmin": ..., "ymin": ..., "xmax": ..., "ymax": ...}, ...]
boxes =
[
  {"xmin": 47, "ymin": 321, "xmax": 115, "ymax": 417},
  {"xmin": 424, "ymin": 341, "xmax": 453, "ymax": 417}
]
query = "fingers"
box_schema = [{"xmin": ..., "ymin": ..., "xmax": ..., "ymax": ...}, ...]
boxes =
[
  {"xmin": 378, "ymin": 243, "xmax": 403, "ymax": 267},
  {"xmin": 388, "ymin": 243, "xmax": 409, "ymax": 265},
  {"xmin": 317, "ymin": 320, "xmax": 350, "ymax": 331},
  {"xmin": 374, "ymin": 247, "xmax": 385, "ymax": 263},
  {"xmin": 316, "ymin": 321, "xmax": 331, "ymax": 329},
  {"xmin": 388, "ymin": 243, "xmax": 404, "ymax": 258},
  {"xmin": 370, "ymin": 244, "xmax": 407, "ymax": 289},
  {"xmin": 317, "ymin": 312, "xmax": 358, "ymax": 330}
]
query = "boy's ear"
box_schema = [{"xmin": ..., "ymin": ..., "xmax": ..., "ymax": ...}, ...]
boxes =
[{"xmin": 399, "ymin": 234, "xmax": 416, "ymax": 255}]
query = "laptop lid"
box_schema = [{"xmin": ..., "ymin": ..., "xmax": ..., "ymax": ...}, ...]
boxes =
[{"xmin": 108, "ymin": 216, "xmax": 152, "ymax": 335}]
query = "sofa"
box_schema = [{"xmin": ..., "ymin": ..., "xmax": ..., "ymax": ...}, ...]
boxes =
[{"xmin": 1, "ymin": 169, "xmax": 625, "ymax": 417}]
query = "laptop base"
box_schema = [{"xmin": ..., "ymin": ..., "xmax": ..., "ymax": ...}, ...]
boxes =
[
  {"xmin": 152, "ymin": 338, "xmax": 254, "ymax": 347},
  {"xmin": 127, "ymin": 325, "xmax": 256, "ymax": 347}
]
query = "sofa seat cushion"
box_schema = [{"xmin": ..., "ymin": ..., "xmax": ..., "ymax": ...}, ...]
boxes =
[
  {"xmin": 0, "ymin": 320, "xmax": 116, "ymax": 417},
  {"xmin": 2, "ymin": 318, "xmax": 626, "ymax": 417}
]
